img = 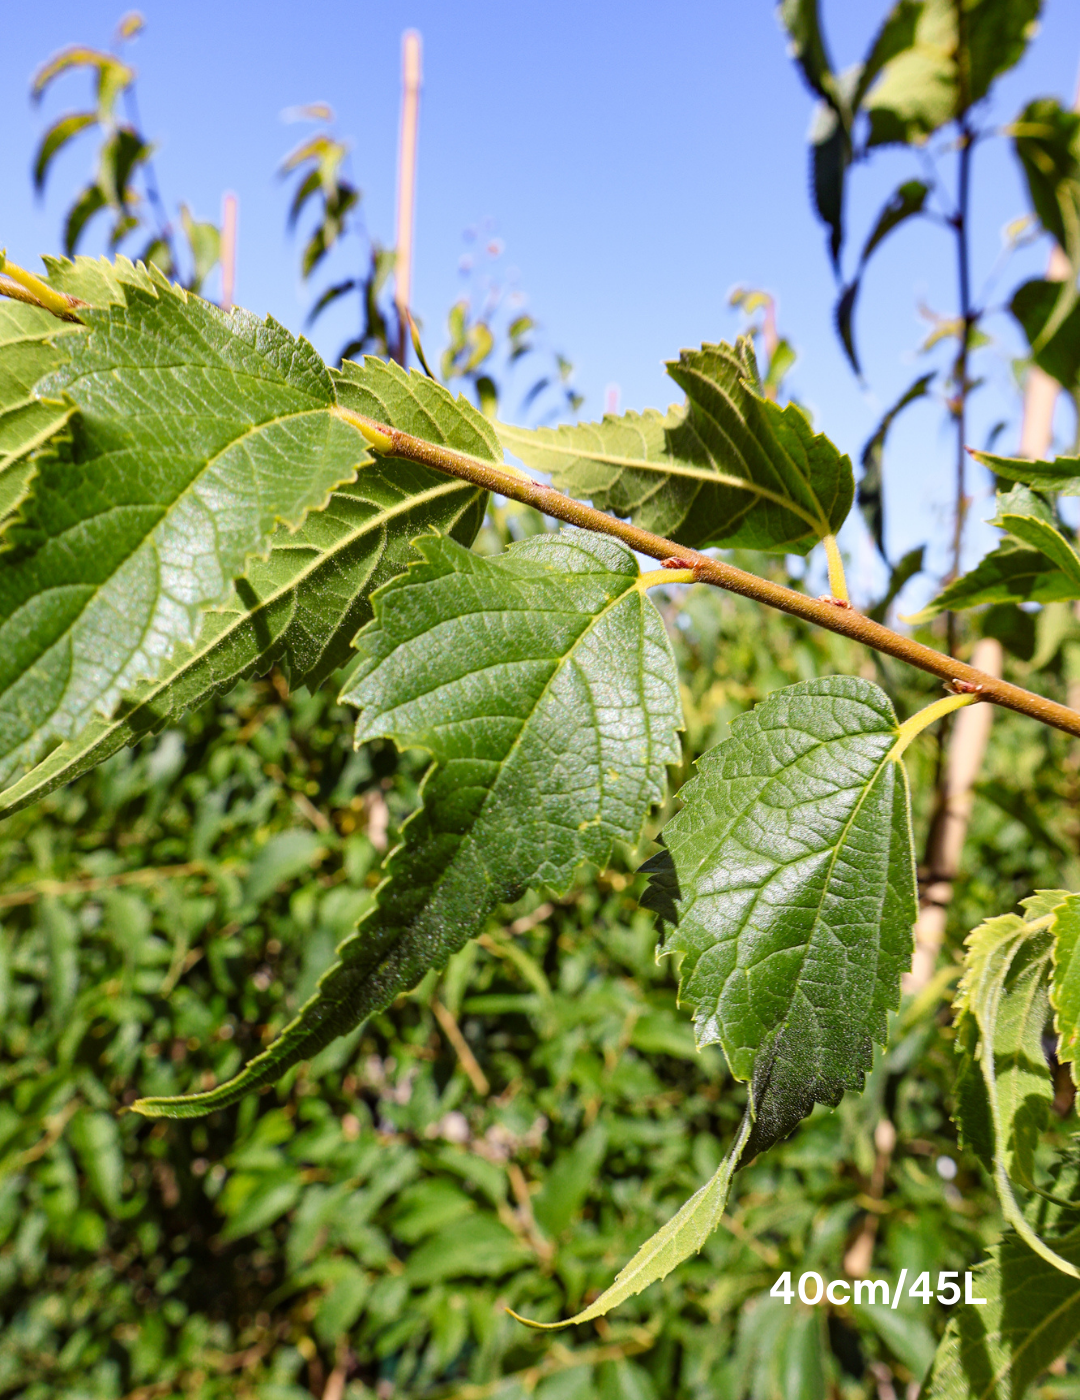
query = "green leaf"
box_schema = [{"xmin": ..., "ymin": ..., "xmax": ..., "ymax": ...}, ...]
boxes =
[
  {"xmin": 405, "ymin": 1214, "xmax": 530, "ymax": 1285},
  {"xmin": 952, "ymin": 892, "xmax": 1077, "ymax": 1277},
  {"xmin": 0, "ymin": 260, "xmax": 367, "ymax": 792},
  {"xmin": 0, "ymin": 358, "xmax": 487, "ymax": 820},
  {"xmin": 68, "ymin": 1109, "xmax": 124, "ymax": 1216},
  {"xmin": 64, "ymin": 183, "xmax": 108, "ymax": 257},
  {"xmin": 859, "ymin": 372, "xmax": 934, "ymax": 560},
  {"xmin": 511, "ymin": 1110, "xmax": 752, "ymax": 1329},
  {"xmin": 864, "ymin": 0, "xmax": 1040, "ymax": 147},
  {"xmin": 0, "ymin": 298, "xmax": 81, "ymax": 529},
  {"xmin": 837, "ymin": 183, "xmax": 930, "ymax": 375},
  {"xmin": 532, "ymin": 1123, "xmax": 609, "ymax": 1239},
  {"xmin": 1051, "ymin": 893, "xmax": 1080, "ymax": 1086},
  {"xmin": 642, "ymin": 676, "xmax": 917, "ymax": 1158},
  {"xmin": 907, "ymin": 540, "xmax": 1080, "ymax": 620},
  {"xmin": 1013, "ymin": 99, "xmax": 1080, "ymax": 351},
  {"xmin": 990, "ymin": 496, "xmax": 1080, "ymax": 591},
  {"xmin": 131, "ymin": 529, "xmax": 683, "ymax": 1117},
  {"xmin": 1010, "ymin": 279, "xmax": 1080, "ymax": 392},
  {"xmin": 926, "ymin": 1232, "xmax": 1080, "ymax": 1400},
  {"xmin": 498, "ymin": 339, "xmax": 854, "ymax": 555},
  {"xmin": 974, "ymin": 447, "xmax": 1080, "ymax": 496},
  {"xmin": 1014, "ymin": 98, "xmax": 1080, "ymax": 270},
  {"xmin": 33, "ymin": 112, "xmax": 97, "ymax": 193},
  {"xmin": 779, "ymin": 1, "xmax": 851, "ymax": 268}
]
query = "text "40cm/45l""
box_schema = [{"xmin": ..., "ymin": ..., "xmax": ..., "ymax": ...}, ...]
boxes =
[{"xmin": 771, "ymin": 1270, "xmax": 987, "ymax": 1307}]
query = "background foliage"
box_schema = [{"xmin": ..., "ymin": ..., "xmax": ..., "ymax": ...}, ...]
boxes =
[{"xmin": 6, "ymin": 2, "xmax": 1080, "ymax": 1398}]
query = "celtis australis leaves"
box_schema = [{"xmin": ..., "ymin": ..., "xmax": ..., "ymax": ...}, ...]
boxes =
[
  {"xmin": 132, "ymin": 529, "xmax": 683, "ymax": 1116},
  {"xmin": 642, "ymin": 676, "xmax": 916, "ymax": 1157},
  {"xmin": 497, "ymin": 339, "xmax": 853, "ymax": 555},
  {"xmin": 0, "ymin": 358, "xmax": 489, "ymax": 820},
  {"xmin": 0, "ymin": 263, "xmax": 366, "ymax": 788},
  {"xmin": 0, "ymin": 297, "xmax": 80, "ymax": 529}
]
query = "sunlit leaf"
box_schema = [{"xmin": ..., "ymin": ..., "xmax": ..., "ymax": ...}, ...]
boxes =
[
  {"xmin": 131, "ymin": 530, "xmax": 682, "ymax": 1116},
  {"xmin": 498, "ymin": 339, "xmax": 854, "ymax": 554},
  {"xmin": 0, "ymin": 259, "xmax": 366, "ymax": 792}
]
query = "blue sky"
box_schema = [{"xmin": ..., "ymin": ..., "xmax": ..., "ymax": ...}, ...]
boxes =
[{"xmin": 3, "ymin": 1, "xmax": 1079, "ymax": 607}]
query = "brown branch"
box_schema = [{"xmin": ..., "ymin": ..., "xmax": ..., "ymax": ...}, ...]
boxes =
[
  {"xmin": 431, "ymin": 996, "xmax": 490, "ymax": 1095},
  {"xmin": 333, "ymin": 407, "xmax": 1080, "ymax": 740},
  {"xmin": 0, "ymin": 860, "xmax": 210, "ymax": 910}
]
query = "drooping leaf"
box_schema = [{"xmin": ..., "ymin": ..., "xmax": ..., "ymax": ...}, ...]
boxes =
[
  {"xmin": 778, "ymin": 0, "xmax": 851, "ymax": 267},
  {"xmin": 907, "ymin": 540, "xmax": 1080, "ymax": 620},
  {"xmin": 131, "ymin": 529, "xmax": 683, "ymax": 1117},
  {"xmin": 1051, "ymin": 893, "xmax": 1080, "ymax": 1086},
  {"xmin": 33, "ymin": 111, "xmax": 97, "ymax": 193},
  {"xmin": 1011, "ymin": 279, "xmax": 1080, "ymax": 392},
  {"xmin": 974, "ymin": 447, "xmax": 1080, "ymax": 496},
  {"xmin": 836, "ymin": 181, "xmax": 930, "ymax": 374},
  {"xmin": 926, "ymin": 1233, "xmax": 1080, "ymax": 1400},
  {"xmin": 863, "ymin": 0, "xmax": 1041, "ymax": 148},
  {"xmin": 63, "ymin": 184, "xmax": 107, "ymax": 256},
  {"xmin": 641, "ymin": 675, "xmax": 917, "ymax": 1158},
  {"xmin": 0, "ymin": 297, "xmax": 82, "ymax": 528},
  {"xmin": 952, "ymin": 891, "xmax": 1077, "ymax": 1277},
  {"xmin": 510, "ymin": 1110, "xmax": 753, "ymax": 1329},
  {"xmin": 0, "ymin": 259, "xmax": 367, "ymax": 791},
  {"xmin": 498, "ymin": 339, "xmax": 854, "ymax": 555},
  {"xmin": 859, "ymin": 372, "xmax": 934, "ymax": 559}
]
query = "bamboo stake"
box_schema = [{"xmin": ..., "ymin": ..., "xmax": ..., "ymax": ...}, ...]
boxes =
[
  {"xmin": 220, "ymin": 192, "xmax": 238, "ymax": 312},
  {"xmin": 393, "ymin": 30, "xmax": 422, "ymax": 366}
]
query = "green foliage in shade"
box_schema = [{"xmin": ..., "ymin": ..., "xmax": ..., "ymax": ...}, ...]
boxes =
[
  {"xmin": 859, "ymin": 372, "xmax": 934, "ymax": 561},
  {"xmin": 0, "ymin": 261, "xmax": 368, "ymax": 791},
  {"xmin": 642, "ymin": 676, "xmax": 917, "ymax": 1158},
  {"xmin": 907, "ymin": 541, "xmax": 1080, "ymax": 620},
  {"xmin": 132, "ymin": 530, "xmax": 683, "ymax": 1117},
  {"xmin": 0, "ymin": 298, "xmax": 80, "ymax": 529},
  {"xmin": 497, "ymin": 339, "xmax": 854, "ymax": 555},
  {"xmin": 926, "ymin": 1233, "xmax": 1080, "ymax": 1400},
  {"xmin": 1051, "ymin": 893, "xmax": 1080, "ymax": 1086},
  {"xmin": 862, "ymin": 0, "xmax": 1041, "ymax": 148}
]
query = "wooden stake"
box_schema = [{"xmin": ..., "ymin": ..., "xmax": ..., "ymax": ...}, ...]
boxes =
[
  {"xmin": 394, "ymin": 30, "xmax": 422, "ymax": 365},
  {"xmin": 220, "ymin": 192, "xmax": 238, "ymax": 312}
]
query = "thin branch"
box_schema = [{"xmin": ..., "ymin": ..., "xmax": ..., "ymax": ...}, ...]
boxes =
[{"xmin": 333, "ymin": 406, "xmax": 1080, "ymax": 740}]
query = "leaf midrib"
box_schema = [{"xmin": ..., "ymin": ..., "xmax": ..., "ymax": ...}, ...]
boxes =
[
  {"xmin": 0, "ymin": 475, "xmax": 478, "ymax": 813},
  {"xmin": 679, "ymin": 720, "xmax": 897, "ymax": 1061},
  {"xmin": 1, "ymin": 404, "xmax": 342, "ymax": 714},
  {"xmin": 362, "ymin": 564, "xmax": 647, "ymax": 911},
  {"xmin": 496, "ymin": 422, "xmax": 825, "ymax": 535}
]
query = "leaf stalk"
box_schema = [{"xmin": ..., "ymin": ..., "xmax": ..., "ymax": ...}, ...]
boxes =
[{"xmin": 334, "ymin": 406, "xmax": 1080, "ymax": 740}]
